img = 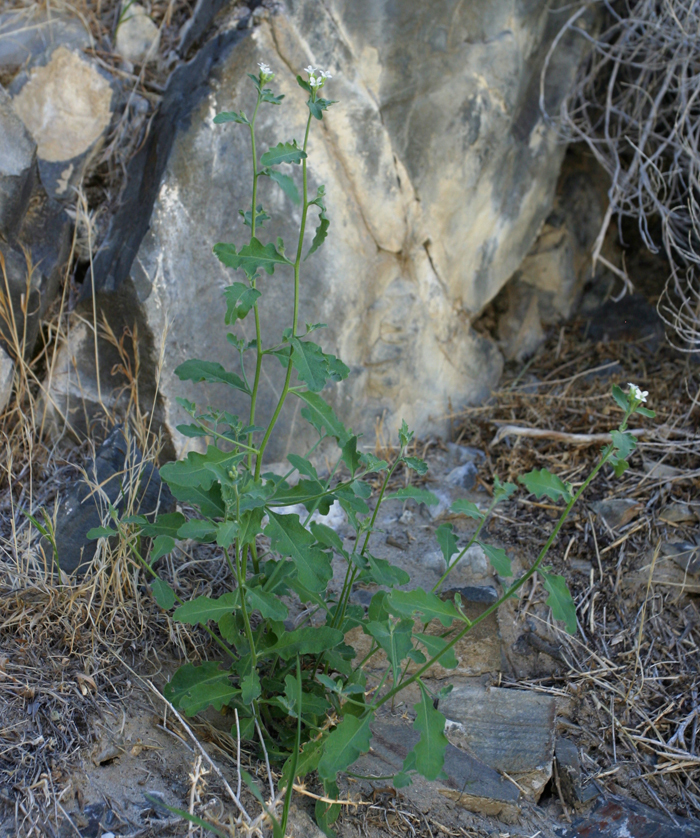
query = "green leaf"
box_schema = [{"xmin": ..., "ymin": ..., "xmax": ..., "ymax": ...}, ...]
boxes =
[
  {"xmin": 173, "ymin": 592, "xmax": 239, "ymax": 626},
  {"xmin": 164, "ymin": 662, "xmax": 236, "ymax": 715},
  {"xmin": 541, "ymin": 571, "xmax": 577, "ymax": 635},
  {"xmin": 384, "ymin": 487, "xmax": 439, "ymax": 506},
  {"xmin": 366, "ymin": 619, "xmax": 413, "ymax": 685},
  {"xmin": 340, "ymin": 436, "xmax": 362, "ymax": 476},
  {"xmin": 177, "ymin": 519, "xmax": 218, "ymax": 542},
  {"xmin": 304, "ymin": 201, "xmax": 329, "ymax": 261},
  {"xmin": 477, "ymin": 541, "xmax": 512, "ymax": 577},
  {"xmin": 265, "ymin": 511, "xmax": 333, "ymax": 593},
  {"xmin": 268, "ymin": 169, "xmax": 300, "ymax": 205},
  {"xmin": 167, "ymin": 482, "xmax": 226, "ymax": 518},
  {"xmin": 150, "ymin": 535, "xmax": 175, "ymax": 563},
  {"xmin": 213, "ymin": 237, "xmax": 291, "ymax": 279},
  {"xmin": 518, "ymin": 468, "xmax": 572, "ymax": 503},
  {"xmin": 291, "ymin": 338, "xmax": 331, "ymax": 392},
  {"xmin": 393, "ymin": 771, "xmax": 413, "ymax": 789},
  {"xmin": 411, "ymin": 683, "xmax": 448, "ymax": 781},
  {"xmin": 295, "ymin": 391, "xmax": 350, "ymax": 445},
  {"xmin": 224, "ymin": 283, "xmax": 261, "ymax": 323},
  {"xmin": 260, "ymin": 140, "xmax": 307, "ymax": 166},
  {"xmin": 260, "ymin": 87, "xmax": 284, "ymax": 105},
  {"xmin": 398, "ymin": 420, "xmax": 413, "ymax": 448},
  {"xmin": 611, "ymin": 430, "xmax": 637, "ymax": 460},
  {"xmin": 216, "ymin": 520, "xmax": 239, "ymax": 549},
  {"xmin": 150, "ymin": 578, "xmax": 175, "ymax": 610},
  {"xmin": 175, "ymin": 359, "xmax": 249, "ymax": 393},
  {"xmin": 160, "ymin": 446, "xmax": 242, "ymax": 490},
  {"xmin": 241, "ymin": 670, "xmax": 261, "ymax": 705},
  {"xmin": 266, "ymin": 627, "xmax": 344, "ymax": 660},
  {"xmin": 140, "ymin": 512, "xmax": 187, "ymax": 538},
  {"xmin": 635, "ymin": 406, "xmax": 656, "ymax": 418},
  {"xmin": 388, "ymin": 590, "xmax": 462, "ymax": 627},
  {"xmin": 239, "ymin": 204, "xmax": 270, "ymax": 229},
  {"xmin": 611, "ymin": 384, "xmax": 629, "ymax": 412},
  {"xmin": 86, "ymin": 526, "xmax": 115, "ymax": 539},
  {"xmin": 404, "ymin": 457, "xmax": 428, "ymax": 475},
  {"xmin": 493, "ymin": 476, "xmax": 518, "ymax": 501},
  {"xmin": 309, "ymin": 522, "xmax": 346, "ymax": 555},
  {"xmin": 247, "ymin": 587, "xmax": 288, "ymax": 621},
  {"xmin": 366, "ymin": 555, "xmax": 410, "ymax": 587},
  {"xmin": 450, "ymin": 499, "xmax": 485, "ymax": 520},
  {"xmin": 317, "ymin": 714, "xmax": 374, "ymax": 781},
  {"xmin": 238, "ymin": 507, "xmax": 265, "ymax": 545},
  {"xmin": 287, "ymin": 453, "xmax": 319, "ymax": 480},
  {"xmin": 611, "ymin": 457, "xmax": 629, "ymax": 478},
  {"xmin": 360, "ymin": 453, "xmax": 389, "ymax": 473},
  {"xmin": 414, "ymin": 633, "xmax": 457, "ymax": 669},
  {"xmin": 435, "ymin": 524, "xmax": 458, "ymax": 565},
  {"xmin": 214, "ymin": 110, "xmax": 249, "ymax": 125},
  {"xmin": 307, "ymin": 96, "xmax": 337, "ymax": 120},
  {"xmin": 281, "ymin": 674, "xmax": 330, "ymax": 718}
]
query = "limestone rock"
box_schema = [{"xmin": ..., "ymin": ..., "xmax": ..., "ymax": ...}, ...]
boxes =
[
  {"xmin": 10, "ymin": 46, "xmax": 115, "ymax": 200},
  {"xmin": 0, "ymin": 344, "xmax": 14, "ymax": 414},
  {"xmin": 115, "ymin": 3, "xmax": 160, "ymax": 65},
  {"xmin": 0, "ymin": 9, "xmax": 92, "ymax": 75},
  {"xmin": 0, "ymin": 86, "xmax": 36, "ymax": 239},
  {"xmin": 55, "ymin": 1, "xmax": 591, "ymax": 457}
]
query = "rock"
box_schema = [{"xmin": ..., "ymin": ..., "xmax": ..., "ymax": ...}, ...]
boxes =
[
  {"xmin": 438, "ymin": 683, "xmax": 557, "ymax": 799},
  {"xmin": 554, "ymin": 736, "xmax": 599, "ymax": 808},
  {"xmin": 0, "ymin": 9, "xmax": 92, "ymax": 75},
  {"xmin": 442, "ymin": 585, "xmax": 499, "ymax": 605},
  {"xmin": 589, "ymin": 498, "xmax": 643, "ymax": 531},
  {"xmin": 10, "ymin": 46, "xmax": 115, "ymax": 201},
  {"xmin": 59, "ymin": 0, "xmax": 592, "ymax": 458},
  {"xmin": 583, "ymin": 293, "xmax": 665, "ymax": 350},
  {"xmin": 642, "ymin": 459, "xmax": 685, "ymax": 480},
  {"xmin": 659, "ymin": 503, "xmax": 698, "ymax": 524},
  {"xmin": 115, "ymin": 3, "xmax": 160, "ymax": 64},
  {"xmin": 661, "ymin": 540, "xmax": 700, "ymax": 576},
  {"xmin": 626, "ymin": 544, "xmax": 700, "ymax": 597},
  {"xmin": 0, "ymin": 86, "xmax": 72, "ymax": 358},
  {"xmin": 42, "ymin": 425, "xmax": 175, "ymax": 576},
  {"xmin": 446, "ymin": 461, "xmax": 478, "ymax": 491},
  {"xmin": 0, "ymin": 345, "xmax": 13, "ymax": 413},
  {"xmin": 351, "ymin": 716, "xmax": 522, "ymax": 824},
  {"xmin": 0, "ymin": 86, "xmax": 36, "ymax": 239},
  {"xmin": 284, "ymin": 805, "xmax": 326, "ymax": 838},
  {"xmin": 562, "ymin": 795, "xmax": 700, "ymax": 837}
]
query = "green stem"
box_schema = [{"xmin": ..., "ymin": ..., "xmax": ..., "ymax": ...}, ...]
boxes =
[
  {"xmin": 372, "ymin": 435, "xmax": 622, "ymax": 711},
  {"xmin": 254, "ymin": 112, "xmax": 314, "ymax": 479},
  {"xmin": 247, "ymin": 92, "xmax": 264, "ymax": 472}
]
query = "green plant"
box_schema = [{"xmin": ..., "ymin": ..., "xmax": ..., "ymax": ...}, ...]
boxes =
[{"xmin": 87, "ymin": 65, "xmax": 656, "ymax": 834}]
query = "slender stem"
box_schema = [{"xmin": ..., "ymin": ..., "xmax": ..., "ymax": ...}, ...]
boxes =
[
  {"xmin": 254, "ymin": 112, "xmax": 314, "ymax": 479},
  {"xmin": 247, "ymin": 93, "xmax": 264, "ymax": 471},
  {"xmin": 372, "ymin": 434, "xmax": 623, "ymax": 711}
]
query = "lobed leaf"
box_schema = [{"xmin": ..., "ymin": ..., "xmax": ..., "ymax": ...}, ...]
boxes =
[
  {"xmin": 519, "ymin": 468, "xmax": 572, "ymax": 503},
  {"xmin": 175, "ymin": 359, "xmax": 249, "ymax": 393},
  {"xmin": 450, "ymin": 499, "xmax": 484, "ymax": 520},
  {"xmin": 477, "ymin": 540, "xmax": 512, "ymax": 577},
  {"xmin": 173, "ymin": 592, "xmax": 239, "ymax": 626},
  {"xmin": 411, "ymin": 683, "xmax": 448, "ymax": 781},
  {"xmin": 264, "ymin": 511, "xmax": 333, "ymax": 593},
  {"xmin": 388, "ymin": 589, "xmax": 462, "ymax": 627},
  {"xmin": 265, "ymin": 626, "xmax": 344, "ymax": 660},
  {"xmin": 317, "ymin": 714, "xmax": 373, "ymax": 781},
  {"xmin": 260, "ymin": 140, "xmax": 307, "ymax": 166},
  {"xmin": 384, "ymin": 486, "xmax": 439, "ymax": 506},
  {"xmin": 224, "ymin": 283, "xmax": 261, "ymax": 323},
  {"xmin": 541, "ymin": 571, "xmax": 577, "ymax": 635}
]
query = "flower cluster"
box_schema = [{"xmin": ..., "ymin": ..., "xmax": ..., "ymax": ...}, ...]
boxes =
[
  {"xmin": 628, "ymin": 383, "xmax": 649, "ymax": 403},
  {"xmin": 258, "ymin": 61, "xmax": 274, "ymax": 81},
  {"xmin": 304, "ymin": 65, "xmax": 332, "ymax": 88}
]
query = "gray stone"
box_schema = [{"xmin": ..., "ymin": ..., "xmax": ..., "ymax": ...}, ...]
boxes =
[
  {"xmin": 10, "ymin": 46, "xmax": 115, "ymax": 201},
  {"xmin": 115, "ymin": 3, "xmax": 160, "ymax": 64},
  {"xmin": 43, "ymin": 425, "xmax": 175, "ymax": 576},
  {"xmin": 562, "ymin": 795, "xmax": 700, "ymax": 838},
  {"xmin": 0, "ymin": 344, "xmax": 14, "ymax": 413},
  {"xmin": 439, "ymin": 683, "xmax": 556, "ymax": 799},
  {"xmin": 57, "ymin": 0, "xmax": 591, "ymax": 459},
  {"xmin": 555, "ymin": 736, "xmax": 599, "ymax": 807},
  {"xmin": 351, "ymin": 716, "xmax": 522, "ymax": 824},
  {"xmin": 0, "ymin": 86, "xmax": 36, "ymax": 240},
  {"xmin": 446, "ymin": 461, "xmax": 479, "ymax": 490},
  {"xmin": 589, "ymin": 498, "xmax": 643, "ymax": 531},
  {"xmin": 0, "ymin": 9, "xmax": 92, "ymax": 72},
  {"xmin": 662, "ymin": 540, "xmax": 700, "ymax": 576}
]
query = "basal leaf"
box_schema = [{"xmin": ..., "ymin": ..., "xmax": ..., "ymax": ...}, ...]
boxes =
[
  {"xmin": 175, "ymin": 359, "xmax": 249, "ymax": 393},
  {"xmin": 164, "ymin": 662, "xmax": 235, "ymax": 715},
  {"xmin": 450, "ymin": 499, "xmax": 485, "ymax": 520},
  {"xmin": 177, "ymin": 519, "xmax": 218, "ymax": 542},
  {"xmin": 388, "ymin": 590, "xmax": 462, "ymax": 627},
  {"xmin": 384, "ymin": 487, "xmax": 439, "ymax": 506},
  {"xmin": 265, "ymin": 626, "xmax": 344, "ymax": 660},
  {"xmin": 477, "ymin": 540, "xmax": 512, "ymax": 577},
  {"xmin": 518, "ymin": 468, "xmax": 572, "ymax": 503},
  {"xmin": 268, "ymin": 169, "xmax": 300, "ymax": 205},
  {"xmin": 86, "ymin": 526, "xmax": 115, "ymax": 539},
  {"xmin": 140, "ymin": 512, "xmax": 187, "ymax": 538},
  {"xmin": 435, "ymin": 523, "xmax": 458, "ymax": 565},
  {"xmin": 317, "ymin": 714, "xmax": 373, "ymax": 781},
  {"xmin": 246, "ymin": 587, "xmax": 288, "ymax": 621},
  {"xmin": 260, "ymin": 140, "xmax": 307, "ymax": 166},
  {"xmin": 241, "ymin": 670, "xmax": 261, "ymax": 705},
  {"xmin": 365, "ymin": 620, "xmax": 413, "ymax": 685},
  {"xmin": 295, "ymin": 391, "xmax": 350, "ymax": 445},
  {"xmin": 150, "ymin": 577, "xmax": 175, "ymax": 610},
  {"xmin": 412, "ymin": 683, "xmax": 448, "ymax": 781},
  {"xmin": 216, "ymin": 520, "xmax": 239, "ymax": 549},
  {"xmin": 149, "ymin": 535, "xmax": 175, "ymax": 563},
  {"xmin": 265, "ymin": 511, "xmax": 333, "ymax": 592},
  {"xmin": 541, "ymin": 571, "xmax": 577, "ymax": 635},
  {"xmin": 224, "ymin": 283, "xmax": 261, "ymax": 323},
  {"xmin": 173, "ymin": 592, "xmax": 239, "ymax": 626}
]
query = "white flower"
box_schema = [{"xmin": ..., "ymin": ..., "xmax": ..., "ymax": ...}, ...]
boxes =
[
  {"xmin": 258, "ymin": 62, "xmax": 273, "ymax": 76},
  {"xmin": 309, "ymin": 77, "xmax": 322, "ymax": 87},
  {"xmin": 319, "ymin": 69, "xmax": 332, "ymax": 79},
  {"xmin": 304, "ymin": 65, "xmax": 316, "ymax": 76},
  {"xmin": 627, "ymin": 383, "xmax": 648, "ymax": 403}
]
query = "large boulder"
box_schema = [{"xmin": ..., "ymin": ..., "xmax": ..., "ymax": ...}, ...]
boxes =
[{"xmin": 49, "ymin": 1, "xmax": 590, "ymax": 458}]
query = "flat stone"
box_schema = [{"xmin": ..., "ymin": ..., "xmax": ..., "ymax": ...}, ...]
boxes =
[
  {"xmin": 555, "ymin": 736, "xmax": 599, "ymax": 808},
  {"xmin": 0, "ymin": 86, "xmax": 36, "ymax": 239},
  {"xmin": 0, "ymin": 344, "xmax": 14, "ymax": 413},
  {"xmin": 590, "ymin": 499, "xmax": 643, "ymax": 531},
  {"xmin": 659, "ymin": 503, "xmax": 698, "ymax": 524},
  {"xmin": 11, "ymin": 46, "xmax": 114, "ymax": 200},
  {"xmin": 662, "ymin": 540, "xmax": 700, "ymax": 576},
  {"xmin": 439, "ymin": 683, "xmax": 556, "ymax": 799},
  {"xmin": 560, "ymin": 795, "xmax": 700, "ymax": 837},
  {"xmin": 446, "ymin": 461, "xmax": 478, "ymax": 491},
  {"xmin": 115, "ymin": 3, "xmax": 160, "ymax": 64},
  {"xmin": 626, "ymin": 546, "xmax": 700, "ymax": 597},
  {"xmin": 351, "ymin": 716, "xmax": 522, "ymax": 824},
  {"xmin": 43, "ymin": 425, "xmax": 175, "ymax": 576},
  {"xmin": 0, "ymin": 9, "xmax": 91, "ymax": 70}
]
